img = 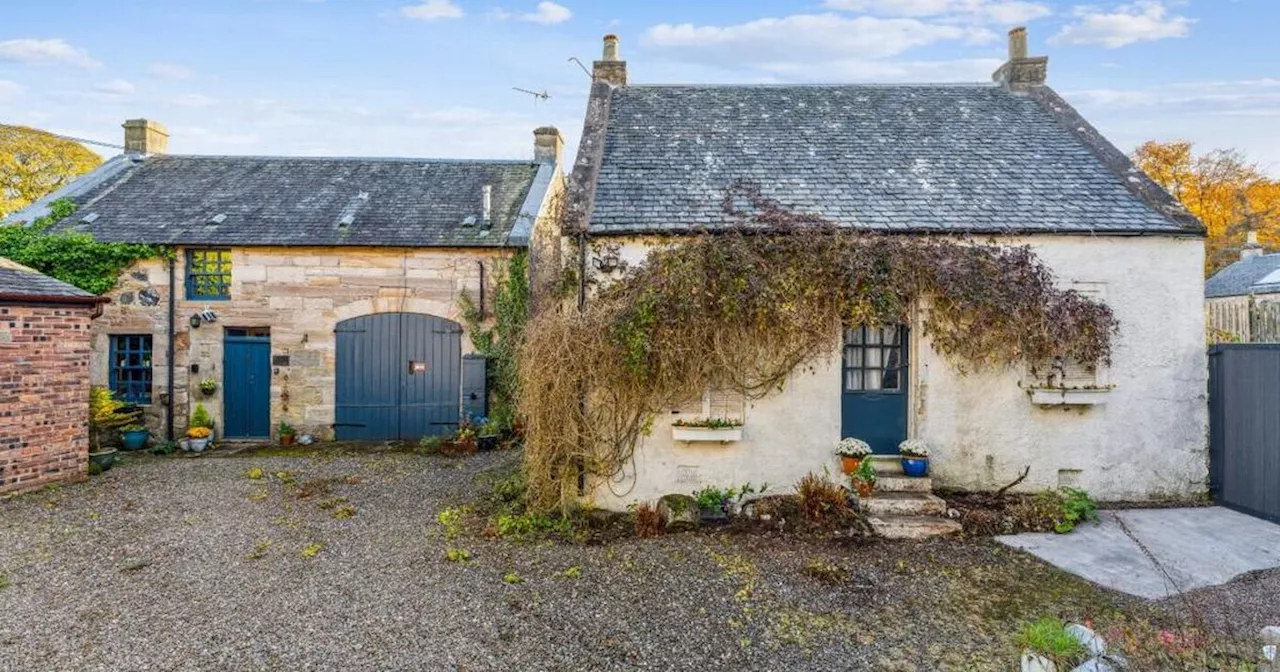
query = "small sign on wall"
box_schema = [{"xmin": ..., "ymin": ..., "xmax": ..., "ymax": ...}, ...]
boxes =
[{"xmin": 409, "ymin": 361, "xmax": 428, "ymax": 374}]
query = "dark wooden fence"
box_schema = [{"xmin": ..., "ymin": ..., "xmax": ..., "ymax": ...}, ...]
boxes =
[{"xmin": 1208, "ymin": 344, "xmax": 1280, "ymax": 523}]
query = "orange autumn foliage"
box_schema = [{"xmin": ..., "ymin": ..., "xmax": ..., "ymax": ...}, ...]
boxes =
[{"xmin": 1132, "ymin": 141, "xmax": 1280, "ymax": 275}]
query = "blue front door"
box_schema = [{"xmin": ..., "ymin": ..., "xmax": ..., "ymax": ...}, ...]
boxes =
[
  {"xmin": 224, "ymin": 329, "xmax": 271, "ymax": 439},
  {"xmin": 841, "ymin": 325, "xmax": 908, "ymax": 455}
]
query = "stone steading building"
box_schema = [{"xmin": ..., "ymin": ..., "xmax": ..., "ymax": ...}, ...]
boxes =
[
  {"xmin": 8, "ymin": 120, "xmax": 565, "ymax": 443},
  {"xmin": 0, "ymin": 257, "xmax": 106, "ymax": 494}
]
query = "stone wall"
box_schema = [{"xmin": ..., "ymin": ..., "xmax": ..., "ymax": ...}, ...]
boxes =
[
  {"xmin": 585, "ymin": 234, "xmax": 1209, "ymax": 509},
  {"xmin": 90, "ymin": 246, "xmax": 513, "ymax": 441},
  {"xmin": 1, "ymin": 302, "xmax": 95, "ymax": 495}
]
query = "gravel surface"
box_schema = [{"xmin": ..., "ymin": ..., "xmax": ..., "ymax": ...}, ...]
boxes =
[{"xmin": 0, "ymin": 450, "xmax": 1270, "ymax": 671}]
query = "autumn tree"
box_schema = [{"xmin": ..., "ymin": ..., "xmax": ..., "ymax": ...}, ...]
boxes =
[
  {"xmin": 1132, "ymin": 141, "xmax": 1280, "ymax": 274},
  {"xmin": 0, "ymin": 124, "xmax": 102, "ymax": 218}
]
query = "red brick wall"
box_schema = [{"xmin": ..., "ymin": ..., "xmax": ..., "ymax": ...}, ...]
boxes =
[{"xmin": 0, "ymin": 302, "xmax": 95, "ymax": 495}]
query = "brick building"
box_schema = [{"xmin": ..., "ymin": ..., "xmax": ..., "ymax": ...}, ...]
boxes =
[{"xmin": 0, "ymin": 257, "xmax": 106, "ymax": 495}]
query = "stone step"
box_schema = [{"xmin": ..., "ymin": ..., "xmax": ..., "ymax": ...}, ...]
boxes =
[
  {"xmin": 869, "ymin": 515, "xmax": 963, "ymax": 540},
  {"xmin": 876, "ymin": 476, "xmax": 933, "ymax": 493},
  {"xmin": 861, "ymin": 491, "xmax": 947, "ymax": 517}
]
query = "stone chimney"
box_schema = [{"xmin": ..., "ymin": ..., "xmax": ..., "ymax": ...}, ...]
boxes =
[
  {"xmin": 992, "ymin": 27, "xmax": 1048, "ymax": 91},
  {"xmin": 534, "ymin": 126, "xmax": 564, "ymax": 166},
  {"xmin": 122, "ymin": 119, "xmax": 169, "ymax": 155},
  {"xmin": 593, "ymin": 34, "xmax": 627, "ymax": 87},
  {"xmin": 1242, "ymin": 230, "xmax": 1265, "ymax": 260}
]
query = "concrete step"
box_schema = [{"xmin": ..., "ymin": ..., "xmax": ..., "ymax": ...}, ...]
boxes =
[
  {"xmin": 876, "ymin": 476, "xmax": 933, "ymax": 493},
  {"xmin": 861, "ymin": 491, "xmax": 947, "ymax": 517},
  {"xmin": 869, "ymin": 514, "xmax": 963, "ymax": 540},
  {"xmin": 867, "ymin": 455, "xmax": 904, "ymax": 475}
]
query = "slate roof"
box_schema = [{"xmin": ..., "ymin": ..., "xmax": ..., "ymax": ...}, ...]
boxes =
[
  {"xmin": 14, "ymin": 156, "xmax": 543, "ymax": 247},
  {"xmin": 585, "ymin": 84, "xmax": 1200, "ymax": 235},
  {"xmin": 0, "ymin": 257, "xmax": 100, "ymax": 302},
  {"xmin": 1206, "ymin": 253, "xmax": 1280, "ymax": 298}
]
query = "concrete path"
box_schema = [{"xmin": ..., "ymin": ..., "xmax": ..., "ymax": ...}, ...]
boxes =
[{"xmin": 997, "ymin": 507, "xmax": 1280, "ymax": 600}]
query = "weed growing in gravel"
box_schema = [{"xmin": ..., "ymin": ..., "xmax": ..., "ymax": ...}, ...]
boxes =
[
  {"xmin": 274, "ymin": 471, "xmax": 296, "ymax": 485},
  {"xmin": 247, "ymin": 488, "xmax": 270, "ymax": 502},
  {"xmin": 438, "ymin": 506, "xmax": 469, "ymax": 539},
  {"xmin": 0, "ymin": 575, "xmax": 9, "ymax": 591},
  {"xmin": 801, "ymin": 558, "xmax": 852, "ymax": 586},
  {"xmin": 795, "ymin": 473, "xmax": 850, "ymax": 524},
  {"xmin": 445, "ymin": 547, "xmax": 471, "ymax": 563},
  {"xmin": 318, "ymin": 496, "xmax": 348, "ymax": 510},
  {"xmin": 560, "ymin": 566, "xmax": 582, "ymax": 579},
  {"xmin": 1016, "ymin": 617, "xmax": 1087, "ymax": 667},
  {"xmin": 120, "ymin": 558, "xmax": 150, "ymax": 572},
  {"xmin": 768, "ymin": 608, "xmax": 861, "ymax": 649},
  {"xmin": 246, "ymin": 540, "xmax": 272, "ymax": 560},
  {"xmin": 331, "ymin": 504, "xmax": 357, "ymax": 520},
  {"xmin": 300, "ymin": 543, "xmax": 323, "ymax": 558},
  {"xmin": 247, "ymin": 467, "xmax": 265, "ymax": 480},
  {"xmin": 710, "ymin": 551, "xmax": 759, "ymax": 603},
  {"xmin": 502, "ymin": 572, "xmax": 523, "ymax": 585},
  {"xmin": 494, "ymin": 512, "xmax": 573, "ymax": 539}
]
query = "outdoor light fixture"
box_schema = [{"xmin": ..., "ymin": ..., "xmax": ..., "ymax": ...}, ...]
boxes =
[
  {"xmin": 592, "ymin": 251, "xmax": 621, "ymax": 274},
  {"xmin": 189, "ymin": 314, "xmax": 202, "ymax": 329}
]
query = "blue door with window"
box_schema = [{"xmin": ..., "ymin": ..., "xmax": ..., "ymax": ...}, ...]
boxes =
[
  {"xmin": 841, "ymin": 325, "xmax": 908, "ymax": 454},
  {"xmin": 223, "ymin": 329, "xmax": 271, "ymax": 439}
]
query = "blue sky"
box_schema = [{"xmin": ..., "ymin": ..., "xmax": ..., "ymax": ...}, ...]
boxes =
[{"xmin": 1, "ymin": 0, "xmax": 1277, "ymax": 173}]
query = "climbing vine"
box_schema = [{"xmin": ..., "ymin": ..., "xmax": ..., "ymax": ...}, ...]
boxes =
[
  {"xmin": 0, "ymin": 199, "xmax": 168, "ymax": 294},
  {"xmin": 461, "ymin": 250, "xmax": 530, "ymax": 432},
  {"xmin": 517, "ymin": 182, "xmax": 1118, "ymax": 511}
]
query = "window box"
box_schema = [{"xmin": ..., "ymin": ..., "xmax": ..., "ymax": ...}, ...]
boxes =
[
  {"xmin": 672, "ymin": 426, "xmax": 743, "ymax": 443},
  {"xmin": 1029, "ymin": 387, "xmax": 1110, "ymax": 406}
]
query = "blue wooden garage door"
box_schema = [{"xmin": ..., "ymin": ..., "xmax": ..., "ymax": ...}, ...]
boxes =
[{"xmin": 334, "ymin": 313, "xmax": 462, "ymax": 441}]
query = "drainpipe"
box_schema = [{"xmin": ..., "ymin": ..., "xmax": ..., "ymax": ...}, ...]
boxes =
[
  {"xmin": 576, "ymin": 232, "xmax": 587, "ymax": 312},
  {"xmin": 477, "ymin": 260, "xmax": 486, "ymax": 319},
  {"xmin": 166, "ymin": 257, "xmax": 176, "ymax": 443}
]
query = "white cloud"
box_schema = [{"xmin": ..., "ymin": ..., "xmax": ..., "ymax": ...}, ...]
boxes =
[
  {"xmin": 0, "ymin": 80, "xmax": 24, "ymax": 103},
  {"xmin": 0, "ymin": 38, "xmax": 101, "ymax": 69},
  {"xmin": 1049, "ymin": 1, "xmax": 1193, "ymax": 49},
  {"xmin": 400, "ymin": 0, "xmax": 464, "ymax": 21},
  {"xmin": 166, "ymin": 93, "xmax": 218, "ymax": 108},
  {"xmin": 94, "ymin": 79, "xmax": 136, "ymax": 97},
  {"xmin": 645, "ymin": 14, "xmax": 992, "ymax": 63},
  {"xmin": 1067, "ymin": 79, "xmax": 1280, "ymax": 109},
  {"xmin": 491, "ymin": 2, "xmax": 573, "ymax": 25},
  {"xmin": 147, "ymin": 62, "xmax": 194, "ymax": 80},
  {"xmin": 488, "ymin": 1, "xmax": 570, "ymax": 24},
  {"xmin": 824, "ymin": 0, "xmax": 1052, "ymax": 24}
]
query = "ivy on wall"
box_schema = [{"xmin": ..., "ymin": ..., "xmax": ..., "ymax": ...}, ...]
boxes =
[
  {"xmin": 461, "ymin": 250, "xmax": 530, "ymax": 432},
  {"xmin": 0, "ymin": 199, "xmax": 168, "ymax": 294}
]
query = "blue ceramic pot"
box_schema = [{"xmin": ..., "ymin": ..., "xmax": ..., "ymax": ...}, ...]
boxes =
[
  {"xmin": 901, "ymin": 457, "xmax": 929, "ymax": 477},
  {"xmin": 121, "ymin": 429, "xmax": 150, "ymax": 451}
]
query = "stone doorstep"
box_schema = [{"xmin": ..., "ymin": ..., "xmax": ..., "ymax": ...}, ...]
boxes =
[
  {"xmin": 862, "ymin": 491, "xmax": 947, "ymax": 517},
  {"xmin": 870, "ymin": 514, "xmax": 964, "ymax": 541},
  {"xmin": 876, "ymin": 475, "xmax": 933, "ymax": 493}
]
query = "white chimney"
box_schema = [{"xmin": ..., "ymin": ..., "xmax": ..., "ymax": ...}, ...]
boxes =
[
  {"xmin": 482, "ymin": 185, "xmax": 492, "ymax": 226},
  {"xmin": 1242, "ymin": 231, "xmax": 1265, "ymax": 260}
]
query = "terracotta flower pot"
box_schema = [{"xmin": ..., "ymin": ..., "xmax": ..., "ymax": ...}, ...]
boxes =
[
  {"xmin": 840, "ymin": 456, "xmax": 864, "ymax": 475},
  {"xmin": 854, "ymin": 480, "xmax": 874, "ymax": 498},
  {"xmin": 280, "ymin": 435, "xmax": 295, "ymax": 446}
]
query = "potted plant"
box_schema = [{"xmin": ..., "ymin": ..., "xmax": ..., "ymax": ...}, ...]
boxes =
[
  {"xmin": 120, "ymin": 422, "xmax": 150, "ymax": 451},
  {"xmin": 852, "ymin": 458, "xmax": 877, "ymax": 498},
  {"xmin": 477, "ymin": 417, "xmax": 501, "ymax": 451},
  {"xmin": 190, "ymin": 403, "xmax": 215, "ymax": 437},
  {"xmin": 88, "ymin": 386, "xmax": 133, "ymax": 472},
  {"xmin": 692, "ymin": 483, "xmax": 759, "ymax": 523},
  {"xmin": 899, "ymin": 439, "xmax": 930, "ymax": 477},
  {"xmin": 199, "ymin": 377, "xmax": 218, "ymax": 396},
  {"xmin": 277, "ymin": 422, "xmax": 297, "ymax": 446},
  {"xmin": 836, "ymin": 437, "xmax": 872, "ymax": 475},
  {"xmin": 186, "ymin": 426, "xmax": 213, "ymax": 452},
  {"xmin": 672, "ymin": 417, "xmax": 744, "ymax": 443}
]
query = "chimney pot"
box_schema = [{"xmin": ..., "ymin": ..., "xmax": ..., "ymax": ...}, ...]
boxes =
[
  {"xmin": 122, "ymin": 118, "xmax": 169, "ymax": 155},
  {"xmin": 1008, "ymin": 27, "xmax": 1028, "ymax": 60},
  {"xmin": 1242, "ymin": 231, "xmax": 1265, "ymax": 260},
  {"xmin": 533, "ymin": 126, "xmax": 564, "ymax": 166},
  {"xmin": 593, "ymin": 34, "xmax": 628, "ymax": 87}
]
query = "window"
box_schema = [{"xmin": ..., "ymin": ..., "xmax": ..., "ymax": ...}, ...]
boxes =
[
  {"xmin": 843, "ymin": 325, "xmax": 906, "ymax": 392},
  {"xmin": 185, "ymin": 249, "xmax": 232, "ymax": 300},
  {"xmin": 1026, "ymin": 282, "xmax": 1111, "ymax": 391},
  {"xmin": 672, "ymin": 383, "xmax": 746, "ymax": 422},
  {"xmin": 109, "ymin": 335, "xmax": 153, "ymax": 404}
]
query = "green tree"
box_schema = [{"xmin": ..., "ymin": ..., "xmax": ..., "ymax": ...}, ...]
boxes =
[{"xmin": 1, "ymin": 124, "xmax": 102, "ymax": 217}]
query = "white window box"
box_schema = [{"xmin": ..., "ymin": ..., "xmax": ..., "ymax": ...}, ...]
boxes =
[
  {"xmin": 1030, "ymin": 387, "xmax": 1110, "ymax": 406},
  {"xmin": 672, "ymin": 426, "xmax": 743, "ymax": 443}
]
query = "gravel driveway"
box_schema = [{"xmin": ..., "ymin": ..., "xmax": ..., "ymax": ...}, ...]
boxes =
[{"xmin": 0, "ymin": 449, "xmax": 1270, "ymax": 671}]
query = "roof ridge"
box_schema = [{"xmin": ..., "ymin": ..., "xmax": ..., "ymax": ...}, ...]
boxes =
[
  {"xmin": 151, "ymin": 155, "xmax": 539, "ymax": 165},
  {"xmin": 623, "ymin": 82, "xmax": 999, "ymax": 90}
]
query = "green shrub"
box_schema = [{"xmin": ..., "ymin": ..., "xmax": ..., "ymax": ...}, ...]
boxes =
[
  {"xmin": 1016, "ymin": 617, "xmax": 1087, "ymax": 666},
  {"xmin": 494, "ymin": 512, "xmax": 573, "ymax": 538},
  {"xmin": 445, "ymin": 547, "xmax": 471, "ymax": 563},
  {"xmin": 1054, "ymin": 488, "xmax": 1098, "ymax": 534},
  {"xmin": 190, "ymin": 404, "xmax": 213, "ymax": 430}
]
